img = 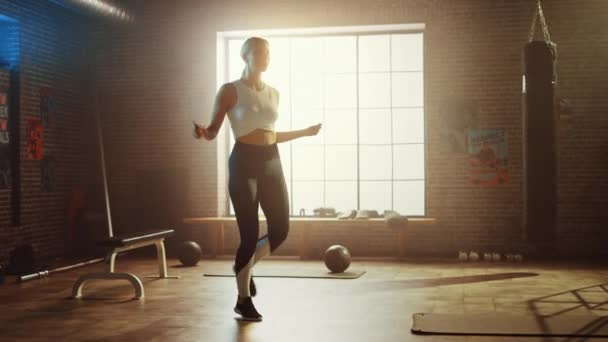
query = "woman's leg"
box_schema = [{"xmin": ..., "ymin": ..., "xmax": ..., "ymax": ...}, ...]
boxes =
[
  {"xmin": 228, "ymin": 152, "xmax": 260, "ymax": 298},
  {"xmin": 258, "ymin": 152, "xmax": 290, "ymax": 254},
  {"xmin": 252, "ymin": 235, "xmax": 271, "ymax": 265}
]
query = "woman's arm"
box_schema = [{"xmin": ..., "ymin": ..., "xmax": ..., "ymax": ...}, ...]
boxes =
[
  {"xmin": 275, "ymin": 128, "xmax": 308, "ymax": 143},
  {"xmin": 193, "ymin": 83, "xmax": 236, "ymax": 141},
  {"xmin": 275, "ymin": 123, "xmax": 322, "ymax": 143}
]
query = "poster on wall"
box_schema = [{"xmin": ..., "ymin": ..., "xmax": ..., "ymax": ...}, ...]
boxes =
[
  {"xmin": 39, "ymin": 86, "xmax": 55, "ymax": 126},
  {"xmin": 467, "ymin": 128, "xmax": 509, "ymax": 186},
  {"xmin": 0, "ymin": 90, "xmax": 9, "ymax": 189},
  {"xmin": 26, "ymin": 117, "xmax": 43, "ymax": 160},
  {"xmin": 0, "ymin": 91, "xmax": 7, "ymax": 144}
]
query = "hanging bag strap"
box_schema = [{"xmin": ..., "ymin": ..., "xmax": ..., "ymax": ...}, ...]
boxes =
[{"xmin": 528, "ymin": 0, "xmax": 552, "ymax": 42}]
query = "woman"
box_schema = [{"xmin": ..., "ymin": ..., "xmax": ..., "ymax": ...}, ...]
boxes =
[{"xmin": 193, "ymin": 37, "xmax": 321, "ymax": 321}]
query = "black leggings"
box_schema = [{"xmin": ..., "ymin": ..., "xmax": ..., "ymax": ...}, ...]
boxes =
[{"xmin": 229, "ymin": 141, "xmax": 290, "ymax": 273}]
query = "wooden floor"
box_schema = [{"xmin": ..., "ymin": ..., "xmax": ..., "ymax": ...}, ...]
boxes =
[{"xmin": 1, "ymin": 255, "xmax": 607, "ymax": 342}]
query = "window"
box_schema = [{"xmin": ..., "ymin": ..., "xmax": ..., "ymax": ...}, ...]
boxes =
[{"xmin": 219, "ymin": 24, "xmax": 425, "ymax": 217}]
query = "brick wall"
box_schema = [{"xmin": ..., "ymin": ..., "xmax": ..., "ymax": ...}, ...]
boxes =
[
  {"xmin": 0, "ymin": 0, "xmax": 96, "ymax": 262},
  {"xmin": 62, "ymin": 0, "xmax": 608, "ymax": 259}
]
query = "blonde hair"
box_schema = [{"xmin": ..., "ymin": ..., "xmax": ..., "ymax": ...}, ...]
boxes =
[{"xmin": 240, "ymin": 37, "xmax": 269, "ymax": 62}]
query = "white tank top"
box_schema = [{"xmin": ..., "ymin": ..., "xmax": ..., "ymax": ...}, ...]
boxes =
[{"xmin": 227, "ymin": 79, "xmax": 279, "ymax": 139}]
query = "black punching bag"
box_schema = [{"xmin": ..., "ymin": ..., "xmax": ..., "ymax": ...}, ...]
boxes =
[{"xmin": 523, "ymin": 40, "xmax": 557, "ymax": 243}]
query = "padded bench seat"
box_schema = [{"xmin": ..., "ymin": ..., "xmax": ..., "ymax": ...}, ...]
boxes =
[{"xmin": 97, "ymin": 229, "xmax": 174, "ymax": 248}]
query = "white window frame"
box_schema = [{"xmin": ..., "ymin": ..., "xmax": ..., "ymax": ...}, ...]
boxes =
[{"xmin": 216, "ymin": 23, "xmax": 427, "ymax": 218}]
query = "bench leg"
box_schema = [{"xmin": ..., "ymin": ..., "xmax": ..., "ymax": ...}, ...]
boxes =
[
  {"xmin": 145, "ymin": 239, "xmax": 179, "ymax": 279},
  {"xmin": 106, "ymin": 250, "xmax": 118, "ymax": 273},
  {"xmin": 156, "ymin": 239, "xmax": 168, "ymax": 277},
  {"xmin": 72, "ymin": 272, "xmax": 144, "ymax": 299}
]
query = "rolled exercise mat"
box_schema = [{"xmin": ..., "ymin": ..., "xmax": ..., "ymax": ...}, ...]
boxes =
[{"xmin": 412, "ymin": 313, "xmax": 608, "ymax": 337}]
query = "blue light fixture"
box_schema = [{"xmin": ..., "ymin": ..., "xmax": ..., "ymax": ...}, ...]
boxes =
[{"xmin": 0, "ymin": 15, "xmax": 19, "ymax": 71}]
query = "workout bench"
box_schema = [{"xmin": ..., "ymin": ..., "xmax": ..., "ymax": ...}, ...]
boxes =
[{"xmin": 72, "ymin": 229, "xmax": 178, "ymax": 299}]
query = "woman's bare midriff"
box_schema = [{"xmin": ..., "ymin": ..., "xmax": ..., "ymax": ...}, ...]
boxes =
[{"xmin": 236, "ymin": 129, "xmax": 276, "ymax": 145}]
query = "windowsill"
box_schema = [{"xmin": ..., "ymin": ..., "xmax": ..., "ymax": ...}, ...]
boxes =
[{"xmin": 181, "ymin": 215, "xmax": 435, "ymax": 259}]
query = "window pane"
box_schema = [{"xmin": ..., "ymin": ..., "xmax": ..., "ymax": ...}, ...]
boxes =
[
  {"xmin": 325, "ymin": 181, "xmax": 357, "ymax": 212},
  {"xmin": 360, "ymin": 181, "xmax": 391, "ymax": 213},
  {"xmin": 265, "ymin": 38, "xmax": 290, "ymax": 100},
  {"xmin": 291, "ymin": 37, "xmax": 323, "ymax": 110},
  {"xmin": 358, "ymin": 34, "xmax": 390, "ymax": 72},
  {"xmin": 325, "ymin": 145, "xmax": 357, "ymax": 180},
  {"xmin": 278, "ymin": 142, "xmax": 291, "ymax": 179},
  {"xmin": 391, "ymin": 33, "xmax": 423, "ymax": 71},
  {"xmin": 292, "ymin": 72, "xmax": 323, "ymax": 109},
  {"xmin": 324, "ymin": 36, "xmax": 356, "ymax": 72},
  {"xmin": 393, "ymin": 180, "xmax": 424, "ymax": 215},
  {"xmin": 392, "ymin": 71, "xmax": 423, "ymax": 107},
  {"xmin": 325, "ymin": 109, "xmax": 357, "ymax": 144},
  {"xmin": 277, "ymin": 91, "xmax": 290, "ymax": 122},
  {"xmin": 292, "ymin": 181, "xmax": 323, "ymax": 216},
  {"xmin": 359, "ymin": 109, "xmax": 391, "ymax": 145},
  {"xmin": 325, "ymin": 73, "xmax": 356, "ymax": 109},
  {"xmin": 392, "ymin": 108, "xmax": 424, "ymax": 143},
  {"xmin": 228, "ymin": 39, "xmax": 246, "ymax": 81},
  {"xmin": 292, "ymin": 108, "xmax": 323, "ymax": 145},
  {"xmin": 360, "ymin": 145, "xmax": 391, "ymax": 180},
  {"xmin": 292, "ymin": 37, "xmax": 324, "ymax": 76},
  {"xmin": 393, "ymin": 144, "xmax": 425, "ymax": 179},
  {"xmin": 292, "ymin": 144, "xmax": 323, "ymax": 180},
  {"xmin": 358, "ymin": 72, "xmax": 390, "ymax": 108},
  {"xmin": 275, "ymin": 108, "xmax": 291, "ymax": 132},
  {"xmin": 265, "ymin": 37, "xmax": 290, "ymax": 80}
]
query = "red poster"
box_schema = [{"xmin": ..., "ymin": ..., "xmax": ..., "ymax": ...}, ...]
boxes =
[
  {"xmin": 26, "ymin": 117, "xmax": 43, "ymax": 160},
  {"xmin": 467, "ymin": 129, "xmax": 509, "ymax": 186}
]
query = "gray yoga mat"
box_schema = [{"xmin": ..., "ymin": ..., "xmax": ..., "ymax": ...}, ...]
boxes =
[{"xmin": 412, "ymin": 313, "xmax": 608, "ymax": 337}]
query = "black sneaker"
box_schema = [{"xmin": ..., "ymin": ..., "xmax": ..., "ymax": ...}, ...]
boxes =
[
  {"xmin": 233, "ymin": 266, "xmax": 257, "ymax": 297},
  {"xmin": 234, "ymin": 296, "xmax": 263, "ymax": 321}
]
